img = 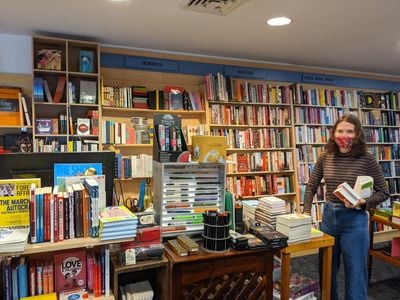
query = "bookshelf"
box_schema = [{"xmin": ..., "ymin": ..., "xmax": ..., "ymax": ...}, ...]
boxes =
[
  {"xmin": 32, "ymin": 36, "xmax": 100, "ymax": 152},
  {"xmin": 293, "ymin": 84, "xmax": 359, "ymax": 226},
  {"xmin": 100, "ymin": 64, "xmax": 207, "ymax": 200},
  {"xmin": 0, "ymin": 73, "xmax": 33, "ymax": 151},
  {"xmin": 205, "ymin": 74, "xmax": 298, "ymax": 212}
]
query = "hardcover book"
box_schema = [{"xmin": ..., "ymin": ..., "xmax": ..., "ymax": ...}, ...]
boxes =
[
  {"xmin": 79, "ymin": 80, "xmax": 97, "ymax": 104},
  {"xmin": 37, "ymin": 49, "xmax": 62, "ymax": 71},
  {"xmin": 333, "ymin": 182, "xmax": 361, "ymax": 206},
  {"xmin": 54, "ymin": 250, "xmax": 87, "ymax": 293}
]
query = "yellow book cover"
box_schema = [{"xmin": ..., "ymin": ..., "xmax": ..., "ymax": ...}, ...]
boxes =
[
  {"xmin": 0, "ymin": 178, "xmax": 41, "ymax": 228},
  {"xmin": 191, "ymin": 136, "xmax": 227, "ymax": 163},
  {"xmin": 392, "ymin": 201, "xmax": 400, "ymax": 217},
  {"xmin": 21, "ymin": 293, "xmax": 57, "ymax": 300}
]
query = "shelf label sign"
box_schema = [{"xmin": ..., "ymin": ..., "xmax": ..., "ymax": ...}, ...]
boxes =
[
  {"xmin": 302, "ymin": 74, "xmax": 336, "ymax": 84},
  {"xmin": 224, "ymin": 67, "xmax": 266, "ymax": 79},
  {"xmin": 125, "ymin": 57, "xmax": 179, "ymax": 71}
]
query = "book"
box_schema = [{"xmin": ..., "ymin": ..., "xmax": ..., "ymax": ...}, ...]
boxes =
[
  {"xmin": 98, "ymin": 206, "xmax": 138, "ymax": 225},
  {"xmin": 79, "ymin": 80, "xmax": 97, "ymax": 104},
  {"xmin": 53, "ymin": 162, "xmax": 102, "ymax": 186},
  {"xmin": 42, "ymin": 80, "xmax": 53, "ymax": 103},
  {"xmin": 353, "ymin": 176, "xmax": 373, "ymax": 199},
  {"xmin": 76, "ymin": 118, "xmax": 90, "ymax": 135},
  {"xmin": 0, "ymin": 178, "xmax": 41, "ymax": 228},
  {"xmin": 20, "ymin": 96, "xmax": 31, "ymax": 126},
  {"xmin": 53, "ymin": 76, "xmax": 66, "ymax": 103},
  {"xmin": 333, "ymin": 182, "xmax": 361, "ymax": 206},
  {"xmin": 0, "ymin": 227, "xmax": 30, "ymax": 252},
  {"xmin": 53, "ymin": 250, "xmax": 87, "ymax": 293},
  {"xmin": 37, "ymin": 49, "xmax": 61, "ymax": 71},
  {"xmin": 79, "ymin": 50, "xmax": 94, "ymax": 73}
]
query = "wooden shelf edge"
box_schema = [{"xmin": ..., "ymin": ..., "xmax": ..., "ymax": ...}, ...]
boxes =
[
  {"xmin": 18, "ymin": 237, "xmax": 135, "ymax": 255},
  {"xmin": 369, "ymin": 249, "xmax": 400, "ymax": 267},
  {"xmin": 111, "ymin": 255, "xmax": 169, "ymax": 274}
]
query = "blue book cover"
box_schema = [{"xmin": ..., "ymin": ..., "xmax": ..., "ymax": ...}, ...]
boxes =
[
  {"xmin": 17, "ymin": 257, "xmax": 28, "ymax": 298},
  {"xmin": 54, "ymin": 162, "xmax": 102, "ymax": 186}
]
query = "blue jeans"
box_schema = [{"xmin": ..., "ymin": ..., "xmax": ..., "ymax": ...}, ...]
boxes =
[{"xmin": 320, "ymin": 202, "xmax": 369, "ymax": 300}]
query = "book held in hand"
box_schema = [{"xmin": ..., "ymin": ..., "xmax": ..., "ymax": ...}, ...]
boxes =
[{"xmin": 333, "ymin": 182, "xmax": 361, "ymax": 206}]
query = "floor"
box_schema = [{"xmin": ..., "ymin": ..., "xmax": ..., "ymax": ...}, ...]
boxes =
[{"xmin": 291, "ymin": 253, "xmax": 400, "ymax": 300}]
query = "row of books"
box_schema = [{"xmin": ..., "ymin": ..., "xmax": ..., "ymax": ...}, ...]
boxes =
[
  {"xmin": 226, "ymin": 151, "xmax": 293, "ymax": 173},
  {"xmin": 380, "ymin": 161, "xmax": 400, "ymax": 178},
  {"xmin": 294, "ymin": 106, "xmax": 346, "ymax": 125},
  {"xmin": 210, "ymin": 104, "xmax": 291, "ymax": 126},
  {"xmin": 294, "ymin": 86, "xmax": 358, "ymax": 108},
  {"xmin": 297, "ymin": 163, "xmax": 315, "ymax": 184},
  {"xmin": 361, "ymin": 109, "xmax": 400, "ymax": 127},
  {"xmin": 0, "ymin": 247, "xmax": 110, "ymax": 298},
  {"xmin": 296, "ymin": 144, "xmax": 324, "ymax": 164},
  {"xmin": 211, "ymin": 127, "xmax": 291, "ymax": 149},
  {"xmin": 226, "ymin": 174, "xmax": 292, "ymax": 198},
  {"xmin": 115, "ymin": 153, "xmax": 153, "ymax": 179},
  {"xmin": 33, "ymin": 76, "xmax": 65, "ymax": 103},
  {"xmin": 359, "ymin": 91, "xmax": 400, "ymax": 110},
  {"xmin": 295, "ymin": 125, "xmax": 331, "ymax": 144},
  {"xmin": 363, "ymin": 127, "xmax": 400, "ymax": 144},
  {"xmin": 101, "ymin": 120, "xmax": 151, "ymax": 145},
  {"xmin": 33, "ymin": 138, "xmax": 99, "ymax": 153},
  {"xmin": 30, "ymin": 178, "xmax": 102, "ymax": 243},
  {"xmin": 102, "ymin": 86, "xmax": 203, "ymax": 111}
]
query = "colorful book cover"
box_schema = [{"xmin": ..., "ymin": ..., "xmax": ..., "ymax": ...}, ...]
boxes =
[
  {"xmin": 53, "ymin": 163, "xmax": 102, "ymax": 186},
  {"xmin": 99, "ymin": 206, "xmax": 137, "ymax": 224},
  {"xmin": 79, "ymin": 50, "xmax": 94, "ymax": 73},
  {"xmin": 53, "ymin": 250, "xmax": 87, "ymax": 293},
  {"xmin": 0, "ymin": 178, "xmax": 41, "ymax": 228}
]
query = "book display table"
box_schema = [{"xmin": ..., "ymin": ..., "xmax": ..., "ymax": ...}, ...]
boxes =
[
  {"xmin": 368, "ymin": 209, "xmax": 400, "ymax": 284},
  {"xmin": 165, "ymin": 244, "xmax": 275, "ymax": 299},
  {"xmin": 279, "ymin": 233, "xmax": 334, "ymax": 300}
]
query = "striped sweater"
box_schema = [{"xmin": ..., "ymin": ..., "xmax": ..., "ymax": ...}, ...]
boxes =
[{"xmin": 303, "ymin": 150, "xmax": 390, "ymax": 214}]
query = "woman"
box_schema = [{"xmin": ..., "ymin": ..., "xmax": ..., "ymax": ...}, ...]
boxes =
[{"xmin": 304, "ymin": 114, "xmax": 389, "ymax": 300}]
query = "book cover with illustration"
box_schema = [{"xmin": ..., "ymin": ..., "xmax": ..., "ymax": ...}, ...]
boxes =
[
  {"xmin": 53, "ymin": 163, "xmax": 102, "ymax": 186},
  {"xmin": 53, "ymin": 250, "xmax": 87, "ymax": 293},
  {"xmin": 0, "ymin": 178, "xmax": 41, "ymax": 228}
]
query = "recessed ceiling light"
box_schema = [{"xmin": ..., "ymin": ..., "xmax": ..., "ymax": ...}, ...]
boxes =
[{"xmin": 267, "ymin": 17, "xmax": 292, "ymax": 27}]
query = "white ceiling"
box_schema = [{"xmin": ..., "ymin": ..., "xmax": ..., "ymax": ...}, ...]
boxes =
[{"xmin": 1, "ymin": 0, "xmax": 400, "ymax": 76}]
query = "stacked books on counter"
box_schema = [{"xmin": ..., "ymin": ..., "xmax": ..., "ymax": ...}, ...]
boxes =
[
  {"xmin": 255, "ymin": 196, "xmax": 287, "ymax": 229},
  {"xmin": 98, "ymin": 206, "xmax": 138, "ymax": 241},
  {"xmin": 0, "ymin": 227, "xmax": 30, "ymax": 253},
  {"xmin": 276, "ymin": 214, "xmax": 312, "ymax": 244}
]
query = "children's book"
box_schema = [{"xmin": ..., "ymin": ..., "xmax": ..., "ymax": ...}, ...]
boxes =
[{"xmin": 0, "ymin": 178, "xmax": 41, "ymax": 228}]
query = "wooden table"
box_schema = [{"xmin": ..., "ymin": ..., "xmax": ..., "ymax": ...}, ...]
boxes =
[
  {"xmin": 368, "ymin": 210, "xmax": 400, "ymax": 284},
  {"xmin": 165, "ymin": 244, "xmax": 275, "ymax": 300},
  {"xmin": 280, "ymin": 234, "xmax": 334, "ymax": 300}
]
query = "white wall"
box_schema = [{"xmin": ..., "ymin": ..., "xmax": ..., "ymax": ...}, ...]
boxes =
[{"xmin": 0, "ymin": 33, "xmax": 32, "ymax": 74}]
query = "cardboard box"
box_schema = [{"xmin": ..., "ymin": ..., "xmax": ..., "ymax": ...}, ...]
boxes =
[
  {"xmin": 191, "ymin": 135, "xmax": 227, "ymax": 163},
  {"xmin": 153, "ymin": 114, "xmax": 189, "ymax": 163}
]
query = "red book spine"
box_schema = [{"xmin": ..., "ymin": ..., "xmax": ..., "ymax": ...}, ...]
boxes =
[
  {"xmin": 44, "ymin": 192, "xmax": 51, "ymax": 242},
  {"xmin": 29, "ymin": 261, "xmax": 36, "ymax": 296}
]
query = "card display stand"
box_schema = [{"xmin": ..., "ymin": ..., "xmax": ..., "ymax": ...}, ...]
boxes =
[
  {"xmin": 153, "ymin": 161, "xmax": 225, "ymax": 238},
  {"xmin": 202, "ymin": 211, "xmax": 231, "ymax": 252}
]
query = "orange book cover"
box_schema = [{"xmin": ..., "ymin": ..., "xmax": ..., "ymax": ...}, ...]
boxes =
[{"xmin": 53, "ymin": 76, "xmax": 66, "ymax": 103}]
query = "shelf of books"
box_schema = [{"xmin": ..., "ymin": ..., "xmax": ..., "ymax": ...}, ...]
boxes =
[
  {"xmin": 32, "ymin": 36, "xmax": 100, "ymax": 152},
  {"xmin": 205, "ymin": 73, "xmax": 298, "ymax": 212},
  {"xmin": 100, "ymin": 66, "xmax": 208, "ymax": 200}
]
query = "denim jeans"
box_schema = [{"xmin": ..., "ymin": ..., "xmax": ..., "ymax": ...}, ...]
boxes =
[{"xmin": 320, "ymin": 202, "xmax": 369, "ymax": 300}]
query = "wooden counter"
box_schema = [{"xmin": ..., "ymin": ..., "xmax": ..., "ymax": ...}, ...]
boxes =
[{"xmin": 165, "ymin": 244, "xmax": 275, "ymax": 299}]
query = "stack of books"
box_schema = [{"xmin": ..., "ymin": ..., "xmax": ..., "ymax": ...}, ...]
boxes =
[
  {"xmin": 0, "ymin": 227, "xmax": 30, "ymax": 253},
  {"xmin": 98, "ymin": 206, "xmax": 138, "ymax": 241},
  {"xmin": 255, "ymin": 196, "xmax": 287, "ymax": 229},
  {"xmin": 119, "ymin": 280, "xmax": 154, "ymax": 300},
  {"xmin": 242, "ymin": 200, "xmax": 259, "ymax": 222},
  {"xmin": 249, "ymin": 226, "xmax": 288, "ymax": 250},
  {"xmin": 276, "ymin": 214, "xmax": 312, "ymax": 244}
]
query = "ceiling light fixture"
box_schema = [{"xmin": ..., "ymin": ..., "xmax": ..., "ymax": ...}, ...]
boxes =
[{"xmin": 267, "ymin": 16, "xmax": 292, "ymax": 26}]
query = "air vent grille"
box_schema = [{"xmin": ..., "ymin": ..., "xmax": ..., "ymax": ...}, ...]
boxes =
[{"xmin": 180, "ymin": 0, "xmax": 250, "ymax": 16}]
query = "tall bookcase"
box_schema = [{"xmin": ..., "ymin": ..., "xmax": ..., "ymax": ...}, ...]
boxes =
[
  {"xmin": 205, "ymin": 74, "xmax": 298, "ymax": 212},
  {"xmin": 32, "ymin": 36, "xmax": 100, "ymax": 152},
  {"xmin": 100, "ymin": 64, "xmax": 207, "ymax": 200},
  {"xmin": 293, "ymin": 84, "xmax": 359, "ymax": 226}
]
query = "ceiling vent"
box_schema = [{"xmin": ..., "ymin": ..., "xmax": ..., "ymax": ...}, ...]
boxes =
[{"xmin": 180, "ymin": 0, "xmax": 250, "ymax": 16}]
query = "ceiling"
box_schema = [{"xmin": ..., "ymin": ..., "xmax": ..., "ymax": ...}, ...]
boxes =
[{"xmin": 1, "ymin": 0, "xmax": 400, "ymax": 76}]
